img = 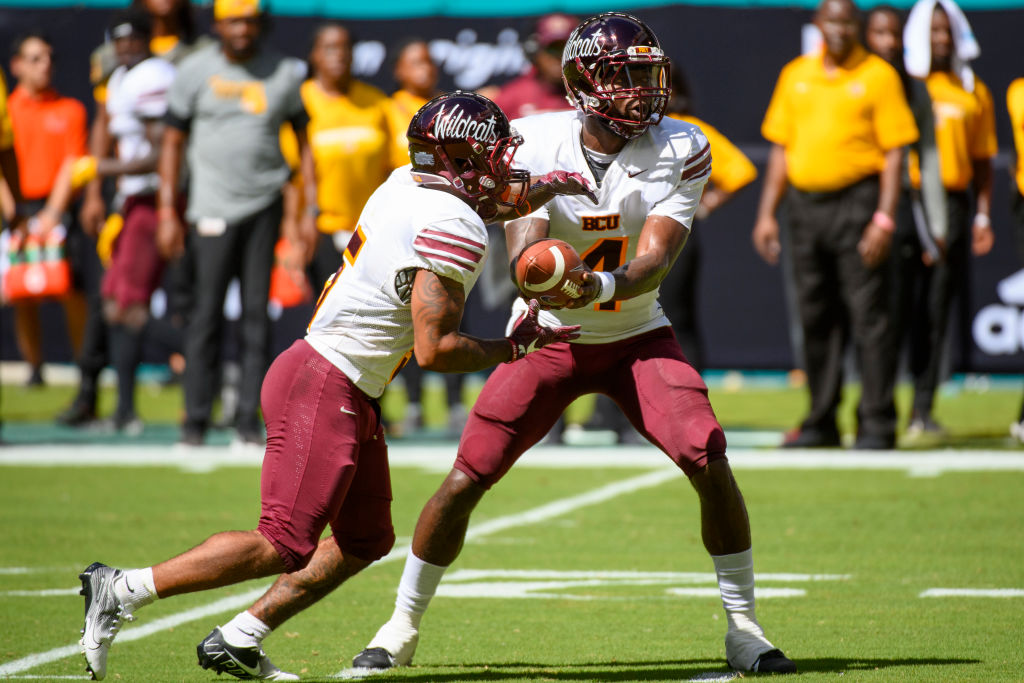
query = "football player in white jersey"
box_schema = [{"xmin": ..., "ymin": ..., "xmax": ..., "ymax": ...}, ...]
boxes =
[
  {"xmin": 31, "ymin": 12, "xmax": 179, "ymax": 434},
  {"xmin": 351, "ymin": 13, "xmax": 796, "ymax": 675},
  {"xmin": 75, "ymin": 90, "xmax": 593, "ymax": 681}
]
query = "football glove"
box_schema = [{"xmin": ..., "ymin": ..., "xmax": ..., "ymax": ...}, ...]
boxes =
[{"xmin": 506, "ymin": 299, "xmax": 581, "ymax": 362}]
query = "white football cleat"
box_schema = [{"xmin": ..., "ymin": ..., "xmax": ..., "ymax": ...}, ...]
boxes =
[
  {"xmin": 351, "ymin": 620, "xmax": 419, "ymax": 669},
  {"xmin": 79, "ymin": 562, "xmax": 135, "ymax": 680}
]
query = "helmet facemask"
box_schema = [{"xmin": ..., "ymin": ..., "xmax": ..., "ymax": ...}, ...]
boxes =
[
  {"xmin": 561, "ymin": 13, "xmax": 672, "ymax": 140},
  {"xmin": 571, "ymin": 47, "xmax": 671, "ymax": 139}
]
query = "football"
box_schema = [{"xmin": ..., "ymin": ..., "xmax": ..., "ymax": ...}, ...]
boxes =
[{"xmin": 514, "ymin": 238, "xmax": 587, "ymax": 309}]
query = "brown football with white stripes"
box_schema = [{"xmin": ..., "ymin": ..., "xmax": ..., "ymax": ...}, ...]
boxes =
[{"xmin": 514, "ymin": 238, "xmax": 587, "ymax": 309}]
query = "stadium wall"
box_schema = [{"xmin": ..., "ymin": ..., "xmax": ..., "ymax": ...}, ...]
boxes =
[{"xmin": 1, "ymin": 4, "xmax": 1022, "ymax": 372}]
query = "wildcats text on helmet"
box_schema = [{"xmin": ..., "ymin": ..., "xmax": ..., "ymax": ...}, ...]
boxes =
[
  {"xmin": 564, "ymin": 32, "xmax": 603, "ymax": 60},
  {"xmin": 433, "ymin": 104, "xmax": 500, "ymax": 144}
]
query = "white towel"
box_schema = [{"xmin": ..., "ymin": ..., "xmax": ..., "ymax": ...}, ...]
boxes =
[{"xmin": 903, "ymin": 0, "xmax": 980, "ymax": 92}]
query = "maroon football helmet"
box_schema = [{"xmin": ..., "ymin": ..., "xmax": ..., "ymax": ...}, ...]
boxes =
[
  {"xmin": 561, "ymin": 12, "xmax": 671, "ymax": 139},
  {"xmin": 407, "ymin": 91, "xmax": 530, "ymax": 219}
]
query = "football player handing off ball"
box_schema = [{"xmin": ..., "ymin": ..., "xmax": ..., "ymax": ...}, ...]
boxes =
[
  {"xmin": 354, "ymin": 12, "xmax": 796, "ymax": 675},
  {"xmin": 75, "ymin": 91, "xmax": 591, "ymax": 681}
]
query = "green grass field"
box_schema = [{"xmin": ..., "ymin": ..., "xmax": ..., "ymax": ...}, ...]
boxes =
[
  {"xmin": 2, "ymin": 375, "xmax": 1023, "ymax": 681},
  {"xmin": 2, "ymin": 440, "xmax": 1024, "ymax": 680}
]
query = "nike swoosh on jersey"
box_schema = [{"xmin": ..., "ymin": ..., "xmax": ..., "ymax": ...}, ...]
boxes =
[
  {"xmin": 340, "ymin": 406, "xmax": 357, "ymax": 415},
  {"xmin": 627, "ymin": 168, "xmax": 647, "ymax": 178}
]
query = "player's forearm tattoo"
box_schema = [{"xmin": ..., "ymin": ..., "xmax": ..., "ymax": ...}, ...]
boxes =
[
  {"xmin": 414, "ymin": 272, "xmax": 464, "ymax": 349},
  {"xmin": 413, "ymin": 271, "xmax": 507, "ymax": 371}
]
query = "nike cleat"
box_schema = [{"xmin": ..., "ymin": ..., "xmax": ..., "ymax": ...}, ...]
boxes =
[
  {"xmin": 197, "ymin": 627, "xmax": 298, "ymax": 681},
  {"xmin": 79, "ymin": 562, "xmax": 134, "ymax": 680},
  {"xmin": 351, "ymin": 647, "xmax": 398, "ymax": 669},
  {"xmin": 351, "ymin": 620, "xmax": 419, "ymax": 669}
]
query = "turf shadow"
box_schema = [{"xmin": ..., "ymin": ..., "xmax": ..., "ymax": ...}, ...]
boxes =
[{"xmin": 294, "ymin": 655, "xmax": 983, "ymax": 681}]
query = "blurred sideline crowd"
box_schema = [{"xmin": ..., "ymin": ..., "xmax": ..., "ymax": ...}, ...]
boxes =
[{"xmin": 0, "ymin": 0, "xmax": 1022, "ymax": 447}]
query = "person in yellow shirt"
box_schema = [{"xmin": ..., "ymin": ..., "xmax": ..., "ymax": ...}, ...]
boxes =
[
  {"xmin": 384, "ymin": 39, "xmax": 437, "ymax": 170},
  {"xmin": 280, "ymin": 22, "xmax": 392, "ymax": 293},
  {"xmin": 900, "ymin": 0, "xmax": 996, "ymax": 437},
  {"xmin": 1006, "ymin": 76, "xmax": 1024, "ymax": 443},
  {"xmin": 753, "ymin": 0, "xmax": 919, "ymax": 450}
]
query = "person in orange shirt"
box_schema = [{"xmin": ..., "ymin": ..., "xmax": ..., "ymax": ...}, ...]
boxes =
[{"xmin": 7, "ymin": 31, "xmax": 89, "ymax": 387}]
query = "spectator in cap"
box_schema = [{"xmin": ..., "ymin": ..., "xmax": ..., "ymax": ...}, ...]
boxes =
[
  {"xmin": 157, "ymin": 0, "xmax": 316, "ymax": 445},
  {"xmin": 491, "ymin": 13, "xmax": 577, "ymax": 119}
]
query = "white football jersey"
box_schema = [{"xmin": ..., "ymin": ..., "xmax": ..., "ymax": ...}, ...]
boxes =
[
  {"xmin": 306, "ymin": 167, "xmax": 489, "ymax": 398},
  {"xmin": 508, "ymin": 110, "xmax": 710, "ymax": 343},
  {"xmin": 106, "ymin": 57, "xmax": 176, "ymax": 198}
]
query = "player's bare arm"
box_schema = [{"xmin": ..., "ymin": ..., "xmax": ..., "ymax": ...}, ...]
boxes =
[
  {"xmin": 411, "ymin": 269, "xmax": 515, "ymax": 370},
  {"xmin": 505, "ymin": 216, "xmax": 551, "ymax": 267},
  {"xmin": 607, "ymin": 213, "xmax": 689, "ymax": 300},
  {"xmin": 97, "ymin": 119, "xmax": 165, "ymax": 177},
  {"xmin": 558, "ymin": 214, "xmax": 688, "ymax": 309},
  {"xmin": 79, "ymin": 105, "xmax": 111, "ymax": 236}
]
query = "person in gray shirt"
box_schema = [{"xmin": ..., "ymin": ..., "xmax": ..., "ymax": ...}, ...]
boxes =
[{"xmin": 156, "ymin": 0, "xmax": 317, "ymax": 446}]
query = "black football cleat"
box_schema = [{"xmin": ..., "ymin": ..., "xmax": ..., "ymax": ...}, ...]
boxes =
[
  {"xmin": 752, "ymin": 648, "xmax": 797, "ymax": 674},
  {"xmin": 352, "ymin": 647, "xmax": 398, "ymax": 669}
]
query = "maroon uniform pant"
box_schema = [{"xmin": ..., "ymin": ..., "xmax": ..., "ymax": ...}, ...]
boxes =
[
  {"xmin": 456, "ymin": 327, "xmax": 727, "ymax": 488},
  {"xmin": 101, "ymin": 194, "xmax": 164, "ymax": 309},
  {"xmin": 258, "ymin": 340, "xmax": 395, "ymax": 571}
]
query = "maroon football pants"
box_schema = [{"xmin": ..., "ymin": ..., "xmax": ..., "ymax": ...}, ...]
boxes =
[
  {"xmin": 456, "ymin": 327, "xmax": 727, "ymax": 488},
  {"xmin": 258, "ymin": 340, "xmax": 395, "ymax": 571}
]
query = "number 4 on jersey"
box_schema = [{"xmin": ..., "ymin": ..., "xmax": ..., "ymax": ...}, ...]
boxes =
[{"xmin": 580, "ymin": 237, "xmax": 626, "ymax": 311}]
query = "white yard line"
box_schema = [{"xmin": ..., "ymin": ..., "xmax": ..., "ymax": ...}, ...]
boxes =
[
  {"xmin": 1, "ymin": 589, "xmax": 80, "ymax": 597},
  {"xmin": 3, "ymin": 444, "xmax": 1024, "ymax": 476},
  {"xmin": 920, "ymin": 588, "xmax": 1024, "ymax": 598},
  {"xmin": 1, "ymin": 468, "xmax": 680, "ymax": 678}
]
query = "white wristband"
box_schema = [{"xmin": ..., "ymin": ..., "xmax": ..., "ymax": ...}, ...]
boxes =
[
  {"xmin": 974, "ymin": 213, "xmax": 991, "ymax": 228},
  {"xmin": 594, "ymin": 271, "xmax": 616, "ymax": 304}
]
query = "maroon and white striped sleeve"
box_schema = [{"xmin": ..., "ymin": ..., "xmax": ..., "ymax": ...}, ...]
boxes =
[
  {"xmin": 680, "ymin": 137, "xmax": 712, "ymax": 185},
  {"xmin": 413, "ymin": 226, "xmax": 487, "ymax": 283}
]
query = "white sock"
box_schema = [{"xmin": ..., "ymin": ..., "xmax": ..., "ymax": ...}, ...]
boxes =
[
  {"xmin": 220, "ymin": 610, "xmax": 273, "ymax": 648},
  {"xmin": 113, "ymin": 568, "xmax": 157, "ymax": 613},
  {"xmin": 714, "ymin": 548, "xmax": 774, "ymax": 669},
  {"xmin": 391, "ymin": 553, "xmax": 448, "ymax": 630},
  {"xmin": 712, "ymin": 548, "xmax": 761, "ymax": 632}
]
